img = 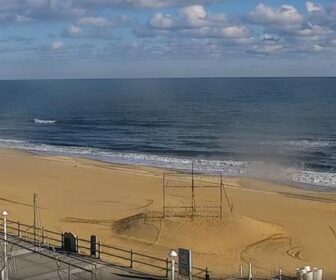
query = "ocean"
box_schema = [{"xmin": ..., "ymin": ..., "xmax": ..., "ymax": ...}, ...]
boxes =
[{"xmin": 0, "ymin": 78, "xmax": 335, "ymax": 188}]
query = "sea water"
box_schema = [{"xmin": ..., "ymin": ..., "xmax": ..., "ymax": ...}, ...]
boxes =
[{"xmin": 0, "ymin": 78, "xmax": 335, "ymax": 188}]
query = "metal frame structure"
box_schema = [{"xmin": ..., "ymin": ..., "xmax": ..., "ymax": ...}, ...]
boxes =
[{"xmin": 162, "ymin": 167, "xmax": 233, "ymax": 219}]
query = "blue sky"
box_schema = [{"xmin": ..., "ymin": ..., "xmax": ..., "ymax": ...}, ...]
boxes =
[{"xmin": 0, "ymin": 0, "xmax": 335, "ymax": 79}]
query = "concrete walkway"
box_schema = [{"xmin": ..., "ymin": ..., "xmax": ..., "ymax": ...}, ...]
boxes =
[{"xmin": 8, "ymin": 248, "xmax": 164, "ymax": 280}]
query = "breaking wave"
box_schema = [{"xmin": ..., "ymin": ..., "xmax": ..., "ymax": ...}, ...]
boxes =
[
  {"xmin": 34, "ymin": 119, "xmax": 57, "ymax": 124},
  {"xmin": 0, "ymin": 138, "xmax": 335, "ymax": 189}
]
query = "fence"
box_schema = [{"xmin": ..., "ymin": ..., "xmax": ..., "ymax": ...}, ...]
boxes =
[{"xmin": 5, "ymin": 219, "xmax": 209, "ymax": 279}]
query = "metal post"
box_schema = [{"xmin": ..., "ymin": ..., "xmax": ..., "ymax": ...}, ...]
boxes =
[
  {"xmin": 220, "ymin": 173, "xmax": 223, "ymax": 219},
  {"xmin": 33, "ymin": 193, "xmax": 37, "ymax": 250},
  {"xmin": 163, "ymin": 173, "xmax": 166, "ymax": 218},
  {"xmin": 171, "ymin": 258, "xmax": 175, "ymax": 280},
  {"xmin": 191, "ymin": 160, "xmax": 195, "ymax": 217},
  {"xmin": 76, "ymin": 236, "xmax": 79, "ymax": 253},
  {"xmin": 61, "ymin": 232, "xmax": 64, "ymax": 249},
  {"xmin": 97, "ymin": 241, "xmax": 101, "ymax": 259},
  {"xmin": 240, "ymin": 265, "xmax": 243, "ymax": 277},
  {"xmin": 2, "ymin": 210, "xmax": 9, "ymax": 280},
  {"xmin": 42, "ymin": 227, "xmax": 45, "ymax": 244},
  {"xmin": 130, "ymin": 249, "xmax": 134, "ymax": 268},
  {"xmin": 279, "ymin": 268, "xmax": 282, "ymax": 280},
  {"xmin": 165, "ymin": 258, "xmax": 169, "ymax": 278},
  {"xmin": 169, "ymin": 250, "xmax": 177, "ymax": 280},
  {"xmin": 205, "ymin": 267, "xmax": 210, "ymax": 280},
  {"xmin": 248, "ymin": 261, "xmax": 253, "ymax": 280}
]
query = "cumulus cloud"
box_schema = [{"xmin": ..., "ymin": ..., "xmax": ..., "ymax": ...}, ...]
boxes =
[
  {"xmin": 180, "ymin": 5, "xmax": 207, "ymax": 27},
  {"xmin": 74, "ymin": 0, "xmax": 219, "ymax": 9},
  {"xmin": 296, "ymin": 22, "xmax": 331, "ymax": 37},
  {"xmin": 139, "ymin": 4, "xmax": 251, "ymax": 42},
  {"xmin": 182, "ymin": 25, "xmax": 250, "ymax": 39},
  {"xmin": 63, "ymin": 25, "xmax": 83, "ymax": 37},
  {"xmin": 77, "ymin": 16, "xmax": 113, "ymax": 28},
  {"xmin": 2, "ymin": 0, "xmax": 336, "ymax": 65},
  {"xmin": 250, "ymin": 3, "xmax": 303, "ymax": 30},
  {"xmin": 0, "ymin": 0, "xmax": 86, "ymax": 24},
  {"xmin": 306, "ymin": 2, "xmax": 322, "ymax": 13},
  {"xmin": 51, "ymin": 41, "xmax": 64, "ymax": 50},
  {"xmin": 148, "ymin": 13, "xmax": 177, "ymax": 29}
]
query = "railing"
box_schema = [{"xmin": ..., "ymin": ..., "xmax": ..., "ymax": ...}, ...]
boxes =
[
  {"xmin": 5, "ymin": 219, "xmax": 209, "ymax": 279},
  {"xmin": 0, "ymin": 232, "xmax": 97, "ymax": 277}
]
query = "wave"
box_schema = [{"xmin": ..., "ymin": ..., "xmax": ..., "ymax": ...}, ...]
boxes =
[
  {"xmin": 34, "ymin": 119, "xmax": 57, "ymax": 124},
  {"xmin": 0, "ymin": 138, "xmax": 335, "ymax": 188},
  {"xmin": 260, "ymin": 139, "xmax": 332, "ymax": 153}
]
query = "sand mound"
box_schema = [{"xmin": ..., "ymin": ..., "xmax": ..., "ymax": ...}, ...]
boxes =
[{"xmin": 113, "ymin": 212, "xmax": 285, "ymax": 254}]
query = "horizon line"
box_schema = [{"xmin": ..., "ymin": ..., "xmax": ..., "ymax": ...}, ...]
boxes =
[{"xmin": 0, "ymin": 76, "xmax": 336, "ymax": 81}]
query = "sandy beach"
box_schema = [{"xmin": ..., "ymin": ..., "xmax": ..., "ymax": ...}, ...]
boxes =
[{"xmin": 0, "ymin": 148, "xmax": 336, "ymax": 278}]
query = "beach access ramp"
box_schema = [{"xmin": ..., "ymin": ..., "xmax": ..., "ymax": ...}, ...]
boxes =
[{"xmin": 0, "ymin": 234, "xmax": 166, "ymax": 280}]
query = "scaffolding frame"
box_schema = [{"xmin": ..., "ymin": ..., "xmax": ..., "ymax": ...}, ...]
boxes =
[{"xmin": 162, "ymin": 167, "xmax": 233, "ymax": 219}]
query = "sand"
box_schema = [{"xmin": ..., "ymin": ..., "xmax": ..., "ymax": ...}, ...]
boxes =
[{"xmin": 0, "ymin": 148, "xmax": 336, "ymax": 279}]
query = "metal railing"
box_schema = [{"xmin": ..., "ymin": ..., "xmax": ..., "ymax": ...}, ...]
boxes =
[
  {"xmin": 0, "ymin": 232, "xmax": 99, "ymax": 279},
  {"xmin": 5, "ymin": 219, "xmax": 209, "ymax": 279}
]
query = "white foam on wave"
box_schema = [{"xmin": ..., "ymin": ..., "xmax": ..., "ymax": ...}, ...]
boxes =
[
  {"xmin": 284, "ymin": 169, "xmax": 336, "ymax": 187},
  {"xmin": 261, "ymin": 139, "xmax": 332, "ymax": 152},
  {"xmin": 34, "ymin": 119, "xmax": 57, "ymax": 124},
  {"xmin": 284, "ymin": 140, "xmax": 331, "ymax": 149},
  {"xmin": 0, "ymin": 138, "xmax": 335, "ymax": 188}
]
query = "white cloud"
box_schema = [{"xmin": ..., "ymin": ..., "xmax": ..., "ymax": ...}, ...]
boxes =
[
  {"xmin": 265, "ymin": 44, "xmax": 283, "ymax": 53},
  {"xmin": 187, "ymin": 25, "xmax": 250, "ymax": 39},
  {"xmin": 25, "ymin": 0, "xmax": 48, "ymax": 9},
  {"xmin": 262, "ymin": 33, "xmax": 280, "ymax": 42},
  {"xmin": 77, "ymin": 17, "xmax": 113, "ymax": 27},
  {"xmin": 51, "ymin": 41, "xmax": 64, "ymax": 50},
  {"xmin": 250, "ymin": 43, "xmax": 284, "ymax": 55},
  {"xmin": 149, "ymin": 13, "xmax": 176, "ymax": 29},
  {"xmin": 251, "ymin": 4, "xmax": 303, "ymax": 27},
  {"xmin": 74, "ymin": 0, "xmax": 219, "ymax": 9},
  {"xmin": 296, "ymin": 23, "xmax": 330, "ymax": 37},
  {"xmin": 67, "ymin": 25, "xmax": 83, "ymax": 36},
  {"xmin": 180, "ymin": 5, "xmax": 207, "ymax": 27},
  {"xmin": 313, "ymin": 44, "xmax": 323, "ymax": 52},
  {"xmin": 306, "ymin": 2, "xmax": 322, "ymax": 13},
  {"xmin": 141, "ymin": 4, "xmax": 251, "ymax": 42}
]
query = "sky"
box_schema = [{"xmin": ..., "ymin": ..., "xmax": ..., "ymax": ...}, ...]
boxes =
[{"xmin": 0, "ymin": 0, "xmax": 336, "ymax": 79}]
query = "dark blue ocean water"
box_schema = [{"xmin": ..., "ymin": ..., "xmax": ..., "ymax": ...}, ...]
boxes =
[{"xmin": 0, "ymin": 78, "xmax": 335, "ymax": 187}]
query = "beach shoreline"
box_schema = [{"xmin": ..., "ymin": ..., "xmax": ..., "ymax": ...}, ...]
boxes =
[{"xmin": 1, "ymin": 147, "xmax": 336, "ymax": 278}]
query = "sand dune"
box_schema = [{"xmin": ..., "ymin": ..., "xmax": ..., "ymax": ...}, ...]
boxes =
[
  {"xmin": 114, "ymin": 212, "xmax": 285, "ymax": 254},
  {"xmin": 0, "ymin": 148, "xmax": 336, "ymax": 278}
]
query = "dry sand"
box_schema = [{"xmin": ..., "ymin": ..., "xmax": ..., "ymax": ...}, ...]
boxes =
[{"xmin": 1, "ymin": 148, "xmax": 336, "ymax": 278}]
